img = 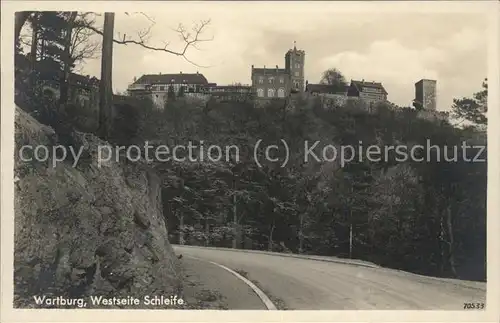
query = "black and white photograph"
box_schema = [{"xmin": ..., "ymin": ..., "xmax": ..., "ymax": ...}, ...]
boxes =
[{"xmin": 1, "ymin": 1, "xmax": 499, "ymax": 322}]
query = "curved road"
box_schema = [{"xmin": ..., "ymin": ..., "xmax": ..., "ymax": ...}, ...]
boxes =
[{"xmin": 174, "ymin": 245, "xmax": 486, "ymax": 310}]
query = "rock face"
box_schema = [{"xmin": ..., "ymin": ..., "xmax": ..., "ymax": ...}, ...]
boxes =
[{"xmin": 13, "ymin": 106, "xmax": 182, "ymax": 308}]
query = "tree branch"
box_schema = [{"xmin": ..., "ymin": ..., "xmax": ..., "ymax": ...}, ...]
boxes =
[{"xmin": 82, "ymin": 13, "xmax": 213, "ymax": 67}]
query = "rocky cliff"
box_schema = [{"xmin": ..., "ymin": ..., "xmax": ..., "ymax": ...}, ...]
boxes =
[{"xmin": 13, "ymin": 106, "xmax": 182, "ymax": 308}]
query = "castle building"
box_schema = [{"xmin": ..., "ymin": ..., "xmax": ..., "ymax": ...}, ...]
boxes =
[
  {"xmin": 347, "ymin": 80, "xmax": 388, "ymax": 105},
  {"xmin": 205, "ymin": 84, "xmax": 253, "ymax": 102},
  {"xmin": 127, "ymin": 72, "xmax": 209, "ymax": 108},
  {"xmin": 15, "ymin": 54, "xmax": 100, "ymax": 109},
  {"xmin": 285, "ymin": 43, "xmax": 306, "ymax": 92},
  {"xmin": 414, "ymin": 79, "xmax": 437, "ymax": 110},
  {"xmin": 251, "ymin": 42, "xmax": 305, "ymax": 99},
  {"xmin": 204, "ymin": 84, "xmax": 253, "ymax": 95}
]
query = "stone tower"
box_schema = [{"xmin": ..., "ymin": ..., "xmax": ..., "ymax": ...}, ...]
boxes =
[
  {"xmin": 415, "ymin": 79, "xmax": 437, "ymax": 110},
  {"xmin": 285, "ymin": 41, "xmax": 305, "ymax": 92}
]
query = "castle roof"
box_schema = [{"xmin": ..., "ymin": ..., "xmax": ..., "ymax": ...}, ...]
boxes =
[
  {"xmin": 134, "ymin": 73, "xmax": 209, "ymax": 85},
  {"xmin": 252, "ymin": 67, "xmax": 288, "ymax": 75},
  {"xmin": 350, "ymin": 80, "xmax": 387, "ymax": 94},
  {"xmin": 286, "ymin": 41, "xmax": 305, "ymax": 55},
  {"xmin": 286, "ymin": 49, "xmax": 305, "ymax": 55},
  {"xmin": 415, "ymin": 79, "xmax": 437, "ymax": 85},
  {"xmin": 209, "ymin": 85, "xmax": 252, "ymax": 89}
]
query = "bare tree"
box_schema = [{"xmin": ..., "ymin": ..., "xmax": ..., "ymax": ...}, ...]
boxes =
[
  {"xmin": 59, "ymin": 12, "xmax": 78, "ymax": 111},
  {"xmin": 21, "ymin": 13, "xmax": 101, "ymax": 66},
  {"xmin": 320, "ymin": 68, "xmax": 348, "ymax": 93},
  {"xmin": 16, "ymin": 11, "xmax": 212, "ymax": 140},
  {"xmin": 83, "ymin": 12, "xmax": 213, "ymax": 67},
  {"xmin": 58, "ymin": 12, "xmax": 101, "ymax": 108},
  {"xmin": 70, "ymin": 13, "xmax": 101, "ymax": 65},
  {"xmin": 90, "ymin": 12, "xmax": 212, "ymax": 140}
]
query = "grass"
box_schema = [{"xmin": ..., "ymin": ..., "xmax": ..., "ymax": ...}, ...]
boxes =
[{"xmin": 179, "ymin": 271, "xmax": 228, "ymax": 310}]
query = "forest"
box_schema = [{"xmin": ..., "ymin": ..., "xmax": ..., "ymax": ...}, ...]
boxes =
[
  {"xmin": 14, "ymin": 11, "xmax": 488, "ymax": 283},
  {"xmin": 113, "ymin": 91, "xmax": 486, "ymax": 282}
]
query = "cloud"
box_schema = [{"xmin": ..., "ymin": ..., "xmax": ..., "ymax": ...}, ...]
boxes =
[
  {"xmin": 70, "ymin": 9, "xmax": 487, "ymax": 111},
  {"xmin": 320, "ymin": 40, "xmax": 442, "ymax": 107},
  {"xmin": 317, "ymin": 26, "xmax": 486, "ymax": 109}
]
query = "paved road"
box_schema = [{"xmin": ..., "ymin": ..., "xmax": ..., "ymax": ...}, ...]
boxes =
[
  {"xmin": 182, "ymin": 256, "xmax": 267, "ymax": 309},
  {"xmin": 174, "ymin": 245, "xmax": 486, "ymax": 310}
]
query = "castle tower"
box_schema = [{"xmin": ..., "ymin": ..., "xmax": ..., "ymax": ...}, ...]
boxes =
[
  {"xmin": 285, "ymin": 41, "xmax": 305, "ymax": 92},
  {"xmin": 415, "ymin": 79, "xmax": 437, "ymax": 110}
]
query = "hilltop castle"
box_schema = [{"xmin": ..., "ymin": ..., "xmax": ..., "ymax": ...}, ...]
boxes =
[
  {"xmin": 251, "ymin": 42, "xmax": 305, "ymax": 98},
  {"xmin": 125, "ymin": 42, "xmax": 443, "ymax": 121}
]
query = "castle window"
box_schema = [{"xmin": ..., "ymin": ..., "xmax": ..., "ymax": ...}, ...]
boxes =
[
  {"xmin": 268, "ymin": 77, "xmax": 274, "ymax": 84},
  {"xmin": 295, "ymin": 63, "xmax": 300, "ymax": 68},
  {"xmin": 279, "ymin": 77, "xmax": 284, "ymax": 83},
  {"xmin": 277, "ymin": 88, "xmax": 285, "ymax": 98},
  {"xmin": 294, "ymin": 71, "xmax": 299, "ymax": 77},
  {"xmin": 258, "ymin": 77, "xmax": 264, "ymax": 84},
  {"xmin": 257, "ymin": 88, "xmax": 264, "ymax": 97},
  {"xmin": 268, "ymin": 88, "xmax": 275, "ymax": 97}
]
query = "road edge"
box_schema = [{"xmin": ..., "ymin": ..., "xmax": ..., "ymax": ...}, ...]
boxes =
[
  {"xmin": 185, "ymin": 255, "xmax": 277, "ymax": 310},
  {"xmin": 173, "ymin": 244, "xmax": 379, "ymax": 268},
  {"xmin": 175, "ymin": 245, "xmax": 486, "ymax": 292}
]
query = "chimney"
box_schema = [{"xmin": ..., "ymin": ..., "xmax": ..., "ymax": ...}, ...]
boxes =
[
  {"xmin": 180, "ymin": 71, "xmax": 183, "ymax": 74},
  {"xmin": 159, "ymin": 72, "xmax": 161, "ymax": 75},
  {"xmin": 276, "ymin": 65, "xmax": 278, "ymax": 69},
  {"xmin": 251, "ymin": 64, "xmax": 254, "ymax": 69},
  {"xmin": 362, "ymin": 79, "xmax": 364, "ymax": 83}
]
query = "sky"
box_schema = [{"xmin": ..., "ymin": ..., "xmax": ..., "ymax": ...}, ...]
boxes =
[{"xmin": 33, "ymin": 4, "xmax": 489, "ymax": 110}]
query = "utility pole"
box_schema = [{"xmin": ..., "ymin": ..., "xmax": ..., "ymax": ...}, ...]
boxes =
[
  {"xmin": 231, "ymin": 166, "xmax": 239, "ymax": 249},
  {"xmin": 179, "ymin": 213, "xmax": 184, "ymax": 245},
  {"xmin": 349, "ymin": 184, "xmax": 353, "ymax": 259},
  {"xmin": 29, "ymin": 13, "xmax": 38, "ymax": 71},
  {"xmin": 349, "ymin": 219, "xmax": 353, "ymax": 259},
  {"xmin": 232, "ymin": 193, "xmax": 237, "ymax": 249},
  {"xmin": 298, "ymin": 213, "xmax": 304, "ymax": 254},
  {"xmin": 98, "ymin": 12, "xmax": 115, "ymax": 140}
]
